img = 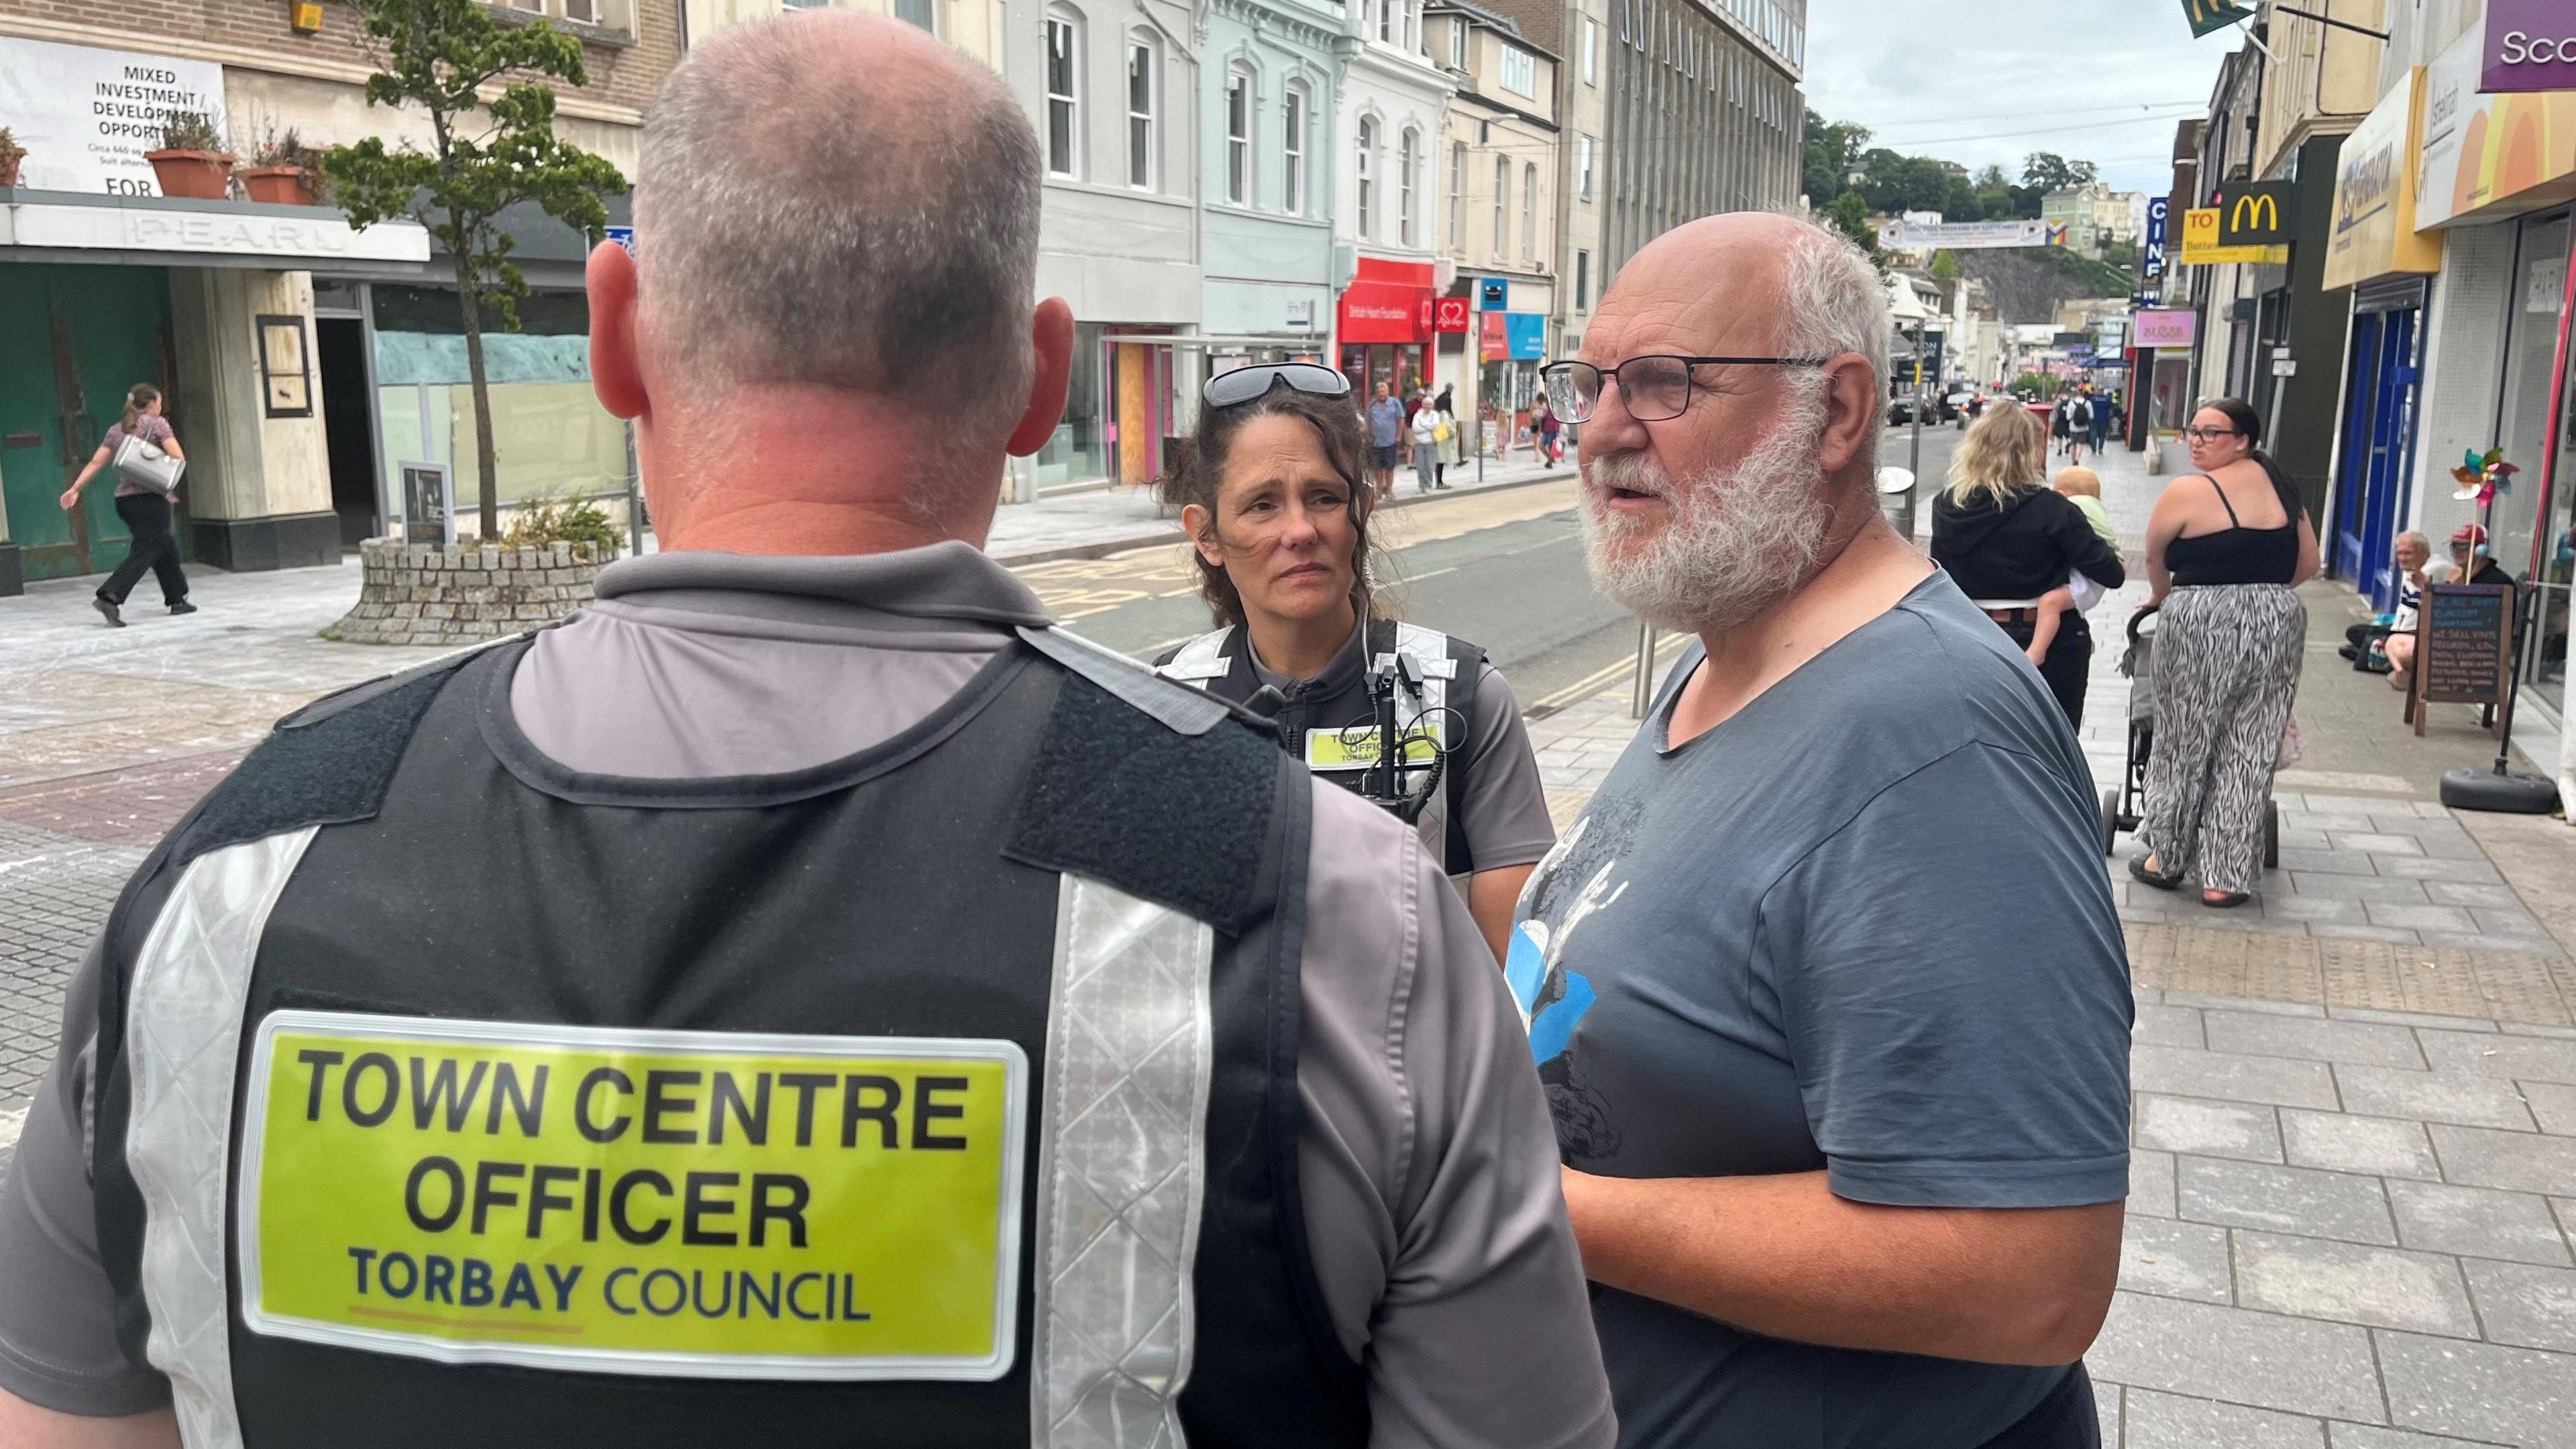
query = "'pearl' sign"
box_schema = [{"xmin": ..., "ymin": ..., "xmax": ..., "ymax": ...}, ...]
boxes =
[{"xmin": 2484, "ymin": 0, "xmax": 2576, "ymax": 94}]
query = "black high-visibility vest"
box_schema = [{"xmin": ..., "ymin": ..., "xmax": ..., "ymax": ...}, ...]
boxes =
[
  {"xmin": 86, "ymin": 629, "xmax": 1366, "ymax": 1448},
  {"xmin": 1155, "ymin": 618, "xmax": 1485, "ymax": 875}
]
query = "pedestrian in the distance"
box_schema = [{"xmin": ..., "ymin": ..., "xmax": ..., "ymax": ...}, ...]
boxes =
[
  {"xmin": 2131, "ymin": 397, "xmax": 2320, "ymax": 908},
  {"xmin": 1932, "ymin": 401, "xmax": 2125, "ymax": 727},
  {"xmin": 1364, "ymin": 381, "xmax": 1404, "ymax": 498},
  {"xmin": 2084, "ymin": 388, "xmax": 2110, "ymax": 457},
  {"xmin": 1409, "ymin": 396, "xmax": 1442, "ymax": 494},
  {"xmin": 2050, "ymin": 392, "xmax": 2073, "ymax": 457},
  {"xmin": 1433, "ymin": 384, "xmax": 1460, "ymax": 488},
  {"xmin": 58, "ymin": 383, "xmax": 194, "ymax": 627},
  {"xmin": 2064, "ymin": 390, "xmax": 2094, "ymax": 466},
  {"xmin": 1536, "ymin": 401, "xmax": 1562, "ymax": 466}
]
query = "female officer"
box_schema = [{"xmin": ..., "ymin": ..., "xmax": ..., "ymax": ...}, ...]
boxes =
[{"xmin": 1156, "ymin": 364, "xmax": 1554, "ymax": 963}]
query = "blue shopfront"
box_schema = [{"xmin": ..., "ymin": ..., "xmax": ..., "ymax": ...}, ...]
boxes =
[{"xmin": 2330, "ymin": 277, "xmax": 2427, "ymax": 612}]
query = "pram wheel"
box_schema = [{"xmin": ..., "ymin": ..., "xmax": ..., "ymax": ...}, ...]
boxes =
[
  {"xmin": 2101, "ymin": 788, "xmax": 2122, "ymax": 857},
  {"xmin": 2263, "ymin": 798, "xmax": 2279, "ymax": 869}
]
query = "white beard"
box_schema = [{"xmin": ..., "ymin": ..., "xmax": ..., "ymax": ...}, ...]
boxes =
[{"xmin": 1580, "ymin": 395, "xmax": 1837, "ymax": 635}]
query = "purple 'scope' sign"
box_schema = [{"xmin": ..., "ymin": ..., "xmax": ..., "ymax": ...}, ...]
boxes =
[{"xmin": 2483, "ymin": 0, "xmax": 2576, "ymax": 93}]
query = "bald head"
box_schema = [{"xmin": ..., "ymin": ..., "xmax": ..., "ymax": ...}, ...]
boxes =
[
  {"xmin": 1595, "ymin": 212, "xmax": 1889, "ymax": 412},
  {"xmin": 636, "ymin": 11, "xmax": 1040, "ymax": 428}
]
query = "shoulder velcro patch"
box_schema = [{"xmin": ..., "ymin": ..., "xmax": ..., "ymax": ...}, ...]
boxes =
[
  {"xmin": 1007, "ymin": 672, "xmax": 1284, "ymax": 934},
  {"xmin": 176, "ymin": 650, "xmax": 480, "ymax": 867}
]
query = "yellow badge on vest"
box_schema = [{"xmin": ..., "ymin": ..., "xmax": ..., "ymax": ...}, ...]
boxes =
[
  {"xmin": 237, "ymin": 1010, "xmax": 1025, "ymax": 1381},
  {"xmin": 1303, "ymin": 727, "xmax": 1438, "ymax": 771}
]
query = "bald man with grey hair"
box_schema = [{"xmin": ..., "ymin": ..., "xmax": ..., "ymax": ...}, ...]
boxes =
[{"xmin": 0, "ymin": 13, "xmax": 1611, "ymax": 1448}]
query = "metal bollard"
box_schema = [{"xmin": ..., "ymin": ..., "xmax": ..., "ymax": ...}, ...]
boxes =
[{"xmin": 1629, "ymin": 619, "xmax": 1657, "ymax": 718}]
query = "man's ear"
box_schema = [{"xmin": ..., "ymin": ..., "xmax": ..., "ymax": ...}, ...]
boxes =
[
  {"xmin": 1008, "ymin": 298, "xmax": 1076, "ymax": 458},
  {"xmin": 588, "ymin": 241, "xmax": 647, "ymax": 421},
  {"xmin": 1815, "ymin": 352, "xmax": 1877, "ymax": 476}
]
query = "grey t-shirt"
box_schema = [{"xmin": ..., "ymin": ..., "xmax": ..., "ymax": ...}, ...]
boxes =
[
  {"xmin": 1509, "ymin": 570, "xmax": 2131, "ymax": 1449},
  {"xmin": 1248, "ymin": 621, "xmax": 1558, "ymax": 875},
  {"xmin": 0, "ymin": 544, "xmax": 1613, "ymax": 1448}
]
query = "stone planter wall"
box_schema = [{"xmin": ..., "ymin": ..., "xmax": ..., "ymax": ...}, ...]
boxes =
[{"xmin": 329, "ymin": 538, "xmax": 612, "ymax": 645}]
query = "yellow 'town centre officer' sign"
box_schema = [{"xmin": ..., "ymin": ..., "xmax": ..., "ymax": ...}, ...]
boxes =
[{"xmin": 237, "ymin": 1011, "xmax": 1026, "ymax": 1381}]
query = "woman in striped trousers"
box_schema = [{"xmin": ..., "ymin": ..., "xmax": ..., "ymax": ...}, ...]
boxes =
[{"xmin": 2133, "ymin": 399, "xmax": 2320, "ymax": 908}]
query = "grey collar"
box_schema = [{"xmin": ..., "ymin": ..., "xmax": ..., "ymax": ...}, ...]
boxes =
[{"xmin": 592, "ymin": 541, "xmax": 1056, "ymax": 632}]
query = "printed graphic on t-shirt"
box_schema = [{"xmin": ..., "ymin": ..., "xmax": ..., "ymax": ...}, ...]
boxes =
[{"xmin": 1508, "ymin": 806, "xmax": 1635, "ymax": 1161}]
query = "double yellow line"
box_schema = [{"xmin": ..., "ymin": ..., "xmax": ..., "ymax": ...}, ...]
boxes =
[{"xmin": 1527, "ymin": 630, "xmax": 1674, "ymax": 714}]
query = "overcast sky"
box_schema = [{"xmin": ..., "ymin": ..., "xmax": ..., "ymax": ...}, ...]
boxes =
[{"xmin": 1801, "ymin": 0, "xmax": 2234, "ymax": 197}]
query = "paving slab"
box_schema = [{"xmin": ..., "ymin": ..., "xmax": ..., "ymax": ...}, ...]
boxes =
[
  {"xmin": 2094, "ymin": 1383, "xmax": 2121, "ymax": 1448},
  {"xmin": 2376, "ymin": 1330, "xmax": 2576, "ymax": 1448},
  {"xmin": 2133, "ymin": 1002, "xmax": 2206, "ymax": 1049},
  {"xmin": 2132, "ymin": 1043, "xmax": 2342, "ymax": 1110},
  {"xmin": 2525, "ymin": 1080, "xmax": 2576, "ymax": 1136},
  {"xmin": 2386, "ymin": 1180, "xmax": 2574, "ymax": 1267},
  {"xmin": 2379, "ymin": 857, "xmax": 2511, "ymax": 885},
  {"xmin": 2131, "ymin": 1148, "xmax": 2178, "ymax": 1219},
  {"xmin": 2120, "ymin": 1216, "xmax": 2234, "ymax": 1305},
  {"xmin": 2122, "ymin": 1387, "xmax": 2326, "ymax": 1448},
  {"xmin": 2204, "ymin": 1012, "xmax": 2428, "ymax": 1069},
  {"xmin": 2332, "ymin": 1066, "xmax": 2542, "ymax": 1132},
  {"xmin": 2086, "ymin": 1291, "xmax": 2385, "ymax": 1422},
  {"xmin": 2419, "ymin": 1032, "xmax": 2576, "ymax": 1085},
  {"xmin": 2428, "ymin": 1124, "xmax": 2576, "ymax": 1196},
  {"xmin": 2135, "ymin": 1094, "xmax": 2284, "ymax": 1163},
  {"xmin": 2328, "ymin": 1008, "xmax": 2497, "ymax": 1032},
  {"xmin": 2328, "ymin": 1426, "xmax": 2514, "ymax": 1448},
  {"xmin": 2178, "ymin": 1157, "xmax": 2398, "ymax": 1245},
  {"xmin": 2281, "ymin": 1110, "xmax": 2445, "ymax": 1181},
  {"xmin": 2231, "ymin": 1231, "xmax": 2479, "ymax": 1338},
  {"xmin": 2459, "ymin": 1258, "xmax": 2576, "ymax": 1354}
]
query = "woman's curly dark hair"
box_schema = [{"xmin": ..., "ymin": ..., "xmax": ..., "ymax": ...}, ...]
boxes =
[{"xmin": 1157, "ymin": 378, "xmax": 1382, "ymax": 631}]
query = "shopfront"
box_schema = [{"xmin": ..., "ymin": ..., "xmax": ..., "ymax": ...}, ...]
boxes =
[
  {"xmin": 2322, "ymin": 67, "xmax": 2444, "ymax": 612},
  {"xmin": 1336, "ymin": 257, "xmax": 1437, "ymax": 402},
  {"xmin": 2412, "ymin": 21, "xmax": 2576, "ymax": 734},
  {"xmin": 1479, "ymin": 311, "xmax": 1547, "ymax": 451}
]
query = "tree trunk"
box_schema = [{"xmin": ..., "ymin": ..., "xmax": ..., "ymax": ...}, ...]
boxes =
[{"xmin": 453, "ymin": 250, "xmax": 501, "ymax": 542}]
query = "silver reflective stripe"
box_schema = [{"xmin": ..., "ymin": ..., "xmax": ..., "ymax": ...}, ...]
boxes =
[
  {"xmin": 1154, "ymin": 626, "xmax": 1235, "ymax": 683},
  {"xmin": 125, "ymin": 827, "xmax": 319, "ymax": 1449},
  {"xmin": 1032, "ymin": 874, "xmax": 1215, "ymax": 1448}
]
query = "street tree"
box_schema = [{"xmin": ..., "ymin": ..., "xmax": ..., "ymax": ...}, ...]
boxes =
[
  {"xmin": 1822, "ymin": 191, "xmax": 1885, "ymax": 268},
  {"xmin": 324, "ymin": 0, "xmax": 627, "ymax": 542},
  {"xmin": 1802, "ymin": 113, "xmax": 1872, "ymax": 207},
  {"xmin": 2021, "ymin": 152, "xmax": 2100, "ymax": 195}
]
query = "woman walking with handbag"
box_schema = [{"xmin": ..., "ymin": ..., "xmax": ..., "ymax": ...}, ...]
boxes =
[{"xmin": 60, "ymin": 384, "xmax": 193, "ymax": 627}]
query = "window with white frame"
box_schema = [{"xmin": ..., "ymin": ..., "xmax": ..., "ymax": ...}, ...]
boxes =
[
  {"xmin": 1225, "ymin": 67, "xmax": 1250, "ymax": 205},
  {"xmin": 1126, "ymin": 38, "xmax": 1157, "ymax": 190},
  {"xmin": 1499, "ymin": 46, "xmax": 1535, "ymax": 97},
  {"xmin": 1492, "ymin": 156, "xmax": 1507, "ymax": 259},
  {"xmin": 1398, "ymin": 129, "xmax": 1417, "ymax": 246},
  {"xmin": 1378, "ymin": 0, "xmax": 1392, "ymax": 43},
  {"xmin": 1582, "ymin": 17, "xmax": 1599, "ymax": 83},
  {"xmin": 1283, "ymin": 83, "xmax": 1307, "ymax": 213},
  {"xmin": 1405, "ymin": 0, "xmax": 1420, "ymax": 54},
  {"xmin": 1578, "ymin": 133, "xmax": 1594, "ymax": 201},
  {"xmin": 1356, "ymin": 117, "xmax": 1377, "ymax": 237},
  {"xmin": 1448, "ymin": 17, "xmax": 1466, "ymax": 68},
  {"xmin": 1045, "ymin": 11, "xmax": 1080, "ymax": 178},
  {"xmin": 1576, "ymin": 249, "xmax": 1590, "ymax": 312},
  {"xmin": 891, "ymin": 0, "xmax": 932, "ymax": 30},
  {"xmin": 1521, "ymin": 162, "xmax": 1535, "ymax": 260},
  {"xmin": 561, "ymin": 0, "xmax": 598, "ymax": 23},
  {"xmin": 1448, "ymin": 141, "xmax": 1465, "ymax": 248}
]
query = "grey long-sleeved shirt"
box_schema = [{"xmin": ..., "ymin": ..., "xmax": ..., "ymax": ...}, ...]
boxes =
[{"xmin": 0, "ymin": 542, "xmax": 1614, "ymax": 1449}]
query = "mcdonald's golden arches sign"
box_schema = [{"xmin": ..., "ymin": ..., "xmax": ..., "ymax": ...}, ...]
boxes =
[{"xmin": 2216, "ymin": 181, "xmax": 2295, "ymax": 247}]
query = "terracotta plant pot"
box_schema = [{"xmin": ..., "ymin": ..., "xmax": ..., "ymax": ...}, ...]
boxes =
[
  {"xmin": 240, "ymin": 165, "xmax": 312, "ymax": 205},
  {"xmin": 145, "ymin": 150, "xmax": 235, "ymax": 201},
  {"xmin": 0, "ymin": 152, "xmax": 22, "ymax": 191}
]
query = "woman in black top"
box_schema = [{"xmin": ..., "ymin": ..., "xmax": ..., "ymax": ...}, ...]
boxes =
[
  {"xmin": 2131, "ymin": 398, "xmax": 2321, "ymax": 908},
  {"xmin": 1931, "ymin": 400, "xmax": 2125, "ymax": 727}
]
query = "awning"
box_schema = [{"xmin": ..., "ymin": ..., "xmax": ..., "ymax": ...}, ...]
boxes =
[
  {"xmin": 1338, "ymin": 280, "xmax": 1430, "ymax": 344},
  {"xmin": 1, "ymin": 191, "xmax": 431, "ymax": 274}
]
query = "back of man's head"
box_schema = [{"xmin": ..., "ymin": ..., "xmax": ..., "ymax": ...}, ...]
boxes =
[{"xmin": 635, "ymin": 11, "xmax": 1040, "ymax": 453}]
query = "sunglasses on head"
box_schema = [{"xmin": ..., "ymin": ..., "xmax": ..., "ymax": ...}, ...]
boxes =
[{"xmin": 1205, "ymin": 362, "xmax": 1352, "ymax": 409}]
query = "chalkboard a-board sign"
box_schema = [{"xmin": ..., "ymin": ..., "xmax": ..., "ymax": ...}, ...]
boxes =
[{"xmin": 2408, "ymin": 582, "xmax": 2513, "ymax": 737}]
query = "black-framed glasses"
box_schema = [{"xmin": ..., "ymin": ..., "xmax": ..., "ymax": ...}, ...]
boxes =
[
  {"xmin": 1540, "ymin": 354, "xmax": 1828, "ymax": 423},
  {"xmin": 2182, "ymin": 425, "xmax": 2242, "ymax": 443},
  {"xmin": 1206, "ymin": 362, "xmax": 1351, "ymax": 409}
]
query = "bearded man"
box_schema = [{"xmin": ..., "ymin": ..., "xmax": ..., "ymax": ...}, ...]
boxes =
[{"xmin": 1509, "ymin": 213, "xmax": 2133, "ymax": 1448}]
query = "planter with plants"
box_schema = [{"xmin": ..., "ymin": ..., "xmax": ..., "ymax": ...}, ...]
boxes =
[
  {"xmin": 242, "ymin": 126, "xmax": 327, "ymax": 205},
  {"xmin": 145, "ymin": 113, "xmax": 235, "ymax": 200},
  {"xmin": 0, "ymin": 128, "xmax": 25, "ymax": 191},
  {"xmin": 329, "ymin": 494, "xmax": 625, "ymax": 645}
]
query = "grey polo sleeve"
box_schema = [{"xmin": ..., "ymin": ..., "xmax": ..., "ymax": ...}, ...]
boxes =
[
  {"xmin": 1292, "ymin": 784, "xmax": 1614, "ymax": 1449},
  {"xmin": 1456, "ymin": 663, "xmax": 1556, "ymax": 874},
  {"xmin": 0, "ymin": 941, "xmax": 168, "ymax": 1416}
]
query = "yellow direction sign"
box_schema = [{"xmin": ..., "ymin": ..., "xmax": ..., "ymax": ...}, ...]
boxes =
[
  {"xmin": 238, "ymin": 1011, "xmax": 1026, "ymax": 1381},
  {"xmin": 2177, "ymin": 207, "xmax": 2288, "ymax": 266}
]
